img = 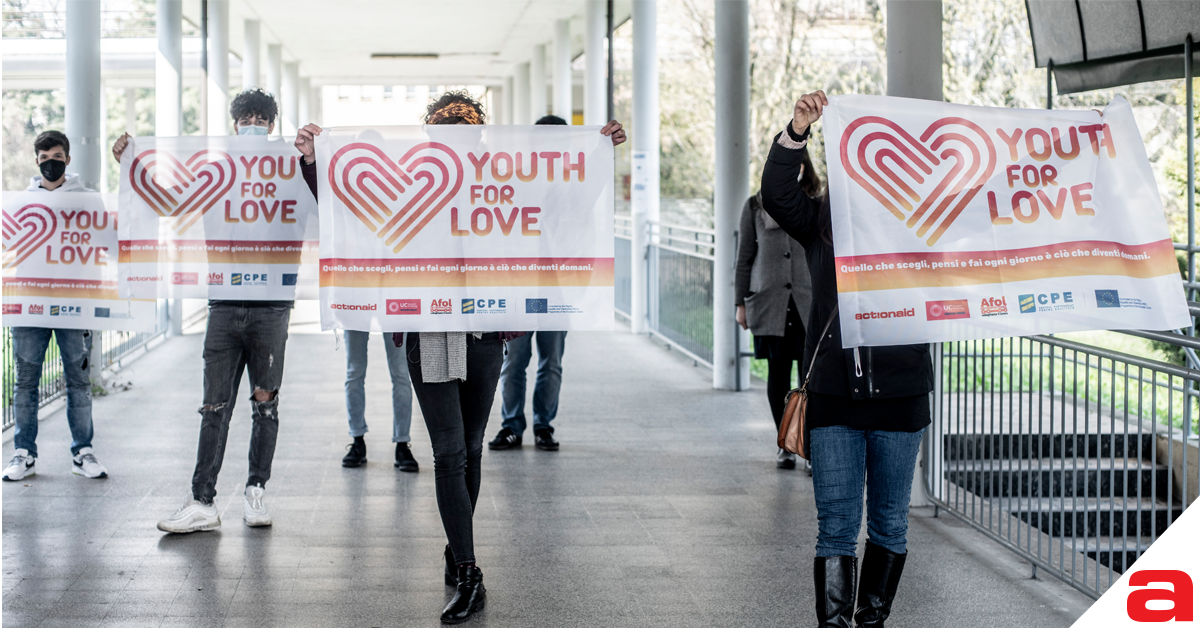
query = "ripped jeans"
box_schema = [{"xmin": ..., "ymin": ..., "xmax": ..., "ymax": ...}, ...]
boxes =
[{"xmin": 191, "ymin": 303, "xmax": 291, "ymax": 504}]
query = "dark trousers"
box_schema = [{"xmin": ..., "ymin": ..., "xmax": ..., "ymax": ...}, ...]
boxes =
[
  {"xmin": 766, "ymin": 357, "xmax": 796, "ymax": 431},
  {"xmin": 406, "ymin": 332, "xmax": 504, "ymax": 565},
  {"xmin": 191, "ymin": 303, "xmax": 290, "ymax": 504}
]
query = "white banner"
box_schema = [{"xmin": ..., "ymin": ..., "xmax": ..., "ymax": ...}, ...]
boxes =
[
  {"xmin": 3, "ymin": 192, "xmax": 156, "ymax": 331},
  {"xmin": 314, "ymin": 125, "xmax": 614, "ymax": 332},
  {"xmin": 822, "ymin": 95, "xmax": 1190, "ymax": 347},
  {"xmin": 117, "ymin": 136, "xmax": 319, "ymax": 299}
]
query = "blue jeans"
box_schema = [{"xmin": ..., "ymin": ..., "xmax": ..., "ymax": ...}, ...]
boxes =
[
  {"xmin": 11, "ymin": 327, "xmax": 94, "ymax": 457},
  {"xmin": 343, "ymin": 330, "xmax": 412, "ymax": 442},
  {"xmin": 500, "ymin": 331, "xmax": 566, "ymax": 435},
  {"xmin": 810, "ymin": 426, "xmax": 925, "ymax": 557}
]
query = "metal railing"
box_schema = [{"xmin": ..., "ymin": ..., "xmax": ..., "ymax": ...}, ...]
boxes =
[
  {"xmin": 615, "ymin": 215, "xmax": 633, "ymax": 318},
  {"xmin": 648, "ymin": 220, "xmax": 715, "ymax": 365},
  {"xmin": 2, "ymin": 300, "xmax": 185, "ymax": 430},
  {"xmin": 926, "ymin": 331, "xmax": 1199, "ymax": 599}
]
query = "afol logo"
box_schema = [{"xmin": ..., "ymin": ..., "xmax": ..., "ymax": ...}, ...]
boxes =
[
  {"xmin": 2, "ymin": 203, "xmax": 57, "ymax": 269},
  {"xmin": 463, "ymin": 298, "xmax": 506, "ymax": 314},
  {"xmin": 128, "ymin": 148, "xmax": 237, "ymax": 235},
  {"xmin": 207, "ymin": 272, "xmax": 224, "ymax": 285},
  {"xmin": 1019, "ymin": 291, "xmax": 1074, "ymax": 314},
  {"xmin": 328, "ymin": 142, "xmax": 463, "ymax": 253},
  {"xmin": 28, "ymin": 304, "xmax": 43, "ymax": 315},
  {"xmin": 925, "ymin": 300, "xmax": 970, "ymax": 321},
  {"xmin": 839, "ymin": 117, "xmax": 996, "ymax": 246},
  {"xmin": 526, "ymin": 298, "xmax": 548, "ymax": 314},
  {"xmin": 430, "ymin": 298, "xmax": 453, "ymax": 314},
  {"xmin": 980, "ymin": 296, "xmax": 1008, "ymax": 317},
  {"xmin": 2, "ymin": 304, "xmax": 22, "ymax": 315},
  {"xmin": 172, "ymin": 272, "xmax": 198, "ymax": 285},
  {"xmin": 386, "ymin": 299, "xmax": 420, "ymax": 315}
]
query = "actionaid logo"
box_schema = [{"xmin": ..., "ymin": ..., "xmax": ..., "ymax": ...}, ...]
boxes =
[
  {"xmin": 129, "ymin": 149, "xmax": 237, "ymax": 235},
  {"xmin": 2, "ymin": 203, "xmax": 56, "ymax": 269},
  {"xmin": 328, "ymin": 142, "xmax": 463, "ymax": 253},
  {"xmin": 1127, "ymin": 570, "xmax": 1193, "ymax": 622},
  {"xmin": 854, "ymin": 308, "xmax": 915, "ymax": 320},
  {"xmin": 840, "ymin": 116, "xmax": 996, "ymax": 246}
]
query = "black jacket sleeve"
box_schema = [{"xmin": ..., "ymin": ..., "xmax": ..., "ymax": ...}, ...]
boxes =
[
  {"xmin": 760, "ymin": 129, "xmax": 818, "ymax": 249},
  {"xmin": 301, "ymin": 157, "xmax": 318, "ymax": 201},
  {"xmin": 734, "ymin": 197, "xmax": 757, "ymax": 306}
]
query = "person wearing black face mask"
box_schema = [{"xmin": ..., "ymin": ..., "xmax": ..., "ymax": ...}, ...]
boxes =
[{"xmin": 3, "ymin": 131, "xmax": 108, "ymax": 485}]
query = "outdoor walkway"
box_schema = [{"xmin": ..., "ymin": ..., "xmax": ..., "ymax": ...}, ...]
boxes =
[{"xmin": 3, "ymin": 309, "xmax": 1095, "ymax": 628}]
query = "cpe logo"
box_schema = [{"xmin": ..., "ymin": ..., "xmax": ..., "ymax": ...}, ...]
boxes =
[
  {"xmin": 430, "ymin": 298, "xmax": 453, "ymax": 314},
  {"xmin": 1019, "ymin": 291, "xmax": 1074, "ymax": 314},
  {"xmin": 464, "ymin": 298, "xmax": 506, "ymax": 314},
  {"xmin": 386, "ymin": 299, "xmax": 420, "ymax": 315}
]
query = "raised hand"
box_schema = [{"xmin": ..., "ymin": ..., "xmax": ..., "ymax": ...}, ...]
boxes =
[
  {"xmin": 295, "ymin": 123, "xmax": 323, "ymax": 165},
  {"xmin": 792, "ymin": 90, "xmax": 828, "ymax": 137},
  {"xmin": 112, "ymin": 132, "xmax": 131, "ymax": 162},
  {"xmin": 601, "ymin": 120, "xmax": 627, "ymax": 147}
]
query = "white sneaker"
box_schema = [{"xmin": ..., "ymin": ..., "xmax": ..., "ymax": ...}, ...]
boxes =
[
  {"xmin": 2, "ymin": 449, "xmax": 36, "ymax": 481},
  {"xmin": 71, "ymin": 447, "xmax": 108, "ymax": 478},
  {"xmin": 243, "ymin": 484, "xmax": 272, "ymax": 527},
  {"xmin": 157, "ymin": 498, "xmax": 221, "ymax": 534}
]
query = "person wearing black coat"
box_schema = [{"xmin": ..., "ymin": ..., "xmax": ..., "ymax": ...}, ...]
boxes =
[{"xmin": 759, "ymin": 90, "xmax": 932, "ymax": 628}]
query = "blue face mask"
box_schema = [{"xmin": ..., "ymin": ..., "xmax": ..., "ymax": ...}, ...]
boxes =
[{"xmin": 238, "ymin": 124, "xmax": 269, "ymax": 136}]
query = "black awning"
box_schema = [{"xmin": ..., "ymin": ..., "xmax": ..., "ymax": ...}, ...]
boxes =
[{"xmin": 1026, "ymin": 0, "xmax": 1200, "ymax": 94}]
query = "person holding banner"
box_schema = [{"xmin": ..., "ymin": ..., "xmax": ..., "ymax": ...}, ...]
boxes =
[
  {"xmin": 734, "ymin": 190, "xmax": 812, "ymax": 471},
  {"xmin": 760, "ymin": 91, "xmax": 932, "ymax": 628},
  {"xmin": 111, "ymin": 89, "xmax": 293, "ymax": 534},
  {"xmin": 3, "ymin": 131, "xmax": 109, "ymax": 482}
]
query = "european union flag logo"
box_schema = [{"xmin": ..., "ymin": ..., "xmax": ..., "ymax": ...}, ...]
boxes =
[
  {"xmin": 526, "ymin": 298, "xmax": 548, "ymax": 314},
  {"xmin": 1018, "ymin": 294, "xmax": 1036, "ymax": 314},
  {"xmin": 94, "ymin": 308, "xmax": 110, "ymax": 318},
  {"xmin": 231, "ymin": 273, "xmax": 243, "ymax": 285},
  {"xmin": 1096, "ymin": 290, "xmax": 1120, "ymax": 308},
  {"xmin": 462, "ymin": 299, "xmax": 475, "ymax": 314},
  {"xmin": 282, "ymin": 274, "xmax": 298, "ymax": 286}
]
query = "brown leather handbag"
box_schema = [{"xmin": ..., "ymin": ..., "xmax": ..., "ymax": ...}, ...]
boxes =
[{"xmin": 778, "ymin": 305, "xmax": 839, "ymax": 460}]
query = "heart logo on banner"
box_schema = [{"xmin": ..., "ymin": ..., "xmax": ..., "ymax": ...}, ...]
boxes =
[
  {"xmin": 327, "ymin": 142, "xmax": 464, "ymax": 253},
  {"xmin": 839, "ymin": 116, "xmax": 997, "ymax": 246},
  {"xmin": 128, "ymin": 149, "xmax": 236, "ymax": 235},
  {"xmin": 2, "ymin": 204, "xmax": 57, "ymax": 269}
]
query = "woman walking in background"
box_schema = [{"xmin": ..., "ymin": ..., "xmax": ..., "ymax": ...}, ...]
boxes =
[
  {"xmin": 734, "ymin": 190, "xmax": 812, "ymax": 471},
  {"xmin": 760, "ymin": 90, "xmax": 932, "ymax": 628}
]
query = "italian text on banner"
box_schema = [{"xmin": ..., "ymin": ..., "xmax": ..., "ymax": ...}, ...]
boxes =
[
  {"xmin": 4, "ymin": 192, "xmax": 156, "ymax": 331},
  {"xmin": 822, "ymin": 95, "xmax": 1191, "ymax": 347},
  {"xmin": 315, "ymin": 125, "xmax": 615, "ymax": 332},
  {"xmin": 117, "ymin": 136, "xmax": 319, "ymax": 299}
]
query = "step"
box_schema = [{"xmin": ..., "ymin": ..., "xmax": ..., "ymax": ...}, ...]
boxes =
[
  {"xmin": 1011, "ymin": 497, "xmax": 1183, "ymax": 538},
  {"xmin": 944, "ymin": 458, "xmax": 1168, "ymax": 499},
  {"xmin": 943, "ymin": 433, "xmax": 1152, "ymax": 460},
  {"xmin": 1077, "ymin": 537, "xmax": 1157, "ymax": 574}
]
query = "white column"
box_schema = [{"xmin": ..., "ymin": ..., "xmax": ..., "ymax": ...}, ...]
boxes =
[
  {"xmin": 553, "ymin": 19, "xmax": 571, "ymax": 122},
  {"xmin": 713, "ymin": 0, "xmax": 749, "ymax": 391},
  {"xmin": 530, "ymin": 43, "xmax": 547, "ymax": 122},
  {"xmin": 65, "ymin": 0, "xmax": 102, "ymax": 192},
  {"xmin": 266, "ymin": 43, "xmax": 282, "ymax": 134},
  {"xmin": 887, "ymin": 0, "xmax": 942, "ymax": 508},
  {"xmin": 630, "ymin": 0, "xmax": 658, "ymax": 335},
  {"xmin": 504, "ymin": 75, "xmax": 515, "ymax": 124},
  {"xmin": 156, "ymin": 0, "xmax": 183, "ymax": 336},
  {"xmin": 298, "ymin": 77, "xmax": 312, "ymax": 126},
  {"xmin": 491, "ymin": 85, "xmax": 505, "ymax": 126},
  {"xmin": 242, "ymin": 19, "xmax": 260, "ymax": 90},
  {"xmin": 585, "ymin": 0, "xmax": 607, "ymax": 125},
  {"xmin": 514, "ymin": 63, "xmax": 531, "ymax": 125},
  {"xmin": 156, "ymin": 0, "xmax": 182, "ymax": 138},
  {"xmin": 207, "ymin": 0, "xmax": 229, "ymax": 135},
  {"xmin": 282, "ymin": 61, "xmax": 299, "ymax": 135},
  {"xmin": 125, "ymin": 87, "xmax": 137, "ymax": 133}
]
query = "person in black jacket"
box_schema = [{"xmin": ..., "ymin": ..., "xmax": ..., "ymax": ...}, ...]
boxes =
[{"xmin": 759, "ymin": 90, "xmax": 932, "ymax": 628}]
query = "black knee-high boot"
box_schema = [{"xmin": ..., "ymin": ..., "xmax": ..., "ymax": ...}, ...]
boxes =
[
  {"xmin": 853, "ymin": 542, "xmax": 907, "ymax": 627},
  {"xmin": 814, "ymin": 556, "xmax": 856, "ymax": 628}
]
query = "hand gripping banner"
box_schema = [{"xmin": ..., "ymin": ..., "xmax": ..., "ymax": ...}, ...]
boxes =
[
  {"xmin": 3, "ymin": 192, "xmax": 156, "ymax": 331},
  {"xmin": 823, "ymin": 95, "xmax": 1191, "ymax": 347},
  {"xmin": 315, "ymin": 125, "xmax": 615, "ymax": 332},
  {"xmin": 117, "ymin": 136, "xmax": 319, "ymax": 299}
]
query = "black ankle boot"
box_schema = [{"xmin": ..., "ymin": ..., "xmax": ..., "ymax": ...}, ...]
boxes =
[
  {"xmin": 814, "ymin": 555, "xmax": 856, "ymax": 628},
  {"xmin": 853, "ymin": 543, "xmax": 906, "ymax": 628},
  {"xmin": 440, "ymin": 564, "xmax": 485, "ymax": 624},
  {"xmin": 342, "ymin": 437, "xmax": 366, "ymax": 468},
  {"xmin": 443, "ymin": 545, "xmax": 457, "ymax": 586}
]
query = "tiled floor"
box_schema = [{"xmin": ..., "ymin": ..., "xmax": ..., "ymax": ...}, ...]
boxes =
[{"xmin": 3, "ymin": 322, "xmax": 1094, "ymax": 627}]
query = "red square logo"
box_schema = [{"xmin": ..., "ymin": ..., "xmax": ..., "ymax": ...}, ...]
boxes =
[
  {"xmin": 926, "ymin": 299, "xmax": 971, "ymax": 321},
  {"xmin": 2, "ymin": 304, "xmax": 22, "ymax": 315},
  {"xmin": 386, "ymin": 299, "xmax": 421, "ymax": 315},
  {"xmin": 172, "ymin": 272, "xmax": 199, "ymax": 285}
]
